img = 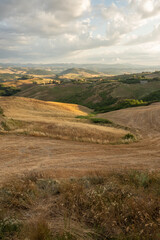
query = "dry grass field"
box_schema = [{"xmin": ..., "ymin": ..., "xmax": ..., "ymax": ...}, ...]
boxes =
[
  {"xmin": 0, "ymin": 168, "xmax": 159, "ymax": 239},
  {"xmin": 0, "ymin": 96, "xmax": 128, "ymax": 144},
  {"xmin": 0, "ymin": 97, "xmax": 160, "ymax": 240},
  {"xmin": 60, "ymin": 72, "xmax": 101, "ymax": 80},
  {"xmin": 0, "ymin": 97, "xmax": 160, "ymax": 185},
  {"xmin": 0, "ymin": 96, "xmax": 91, "ymax": 119},
  {"xmin": 98, "ymin": 102, "xmax": 160, "ymax": 136},
  {"xmin": 0, "ymin": 134, "xmax": 160, "ymax": 185}
]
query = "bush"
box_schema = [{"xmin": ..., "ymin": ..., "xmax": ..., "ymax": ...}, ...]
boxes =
[
  {"xmin": 1, "ymin": 178, "xmax": 38, "ymax": 210},
  {"xmin": 120, "ymin": 78, "xmax": 141, "ymax": 84},
  {"xmin": 116, "ymin": 99, "xmax": 147, "ymax": 109},
  {"xmin": 0, "ymin": 217, "xmax": 22, "ymax": 239},
  {"xmin": 76, "ymin": 116, "xmax": 112, "ymax": 125},
  {"xmin": 76, "ymin": 115, "xmax": 89, "ymax": 120},
  {"xmin": 94, "ymin": 99, "xmax": 148, "ymax": 113},
  {"xmin": 115, "ymin": 170, "xmax": 160, "ymax": 190},
  {"xmin": 90, "ymin": 118, "xmax": 112, "ymax": 124},
  {"xmin": 1, "ymin": 121, "xmax": 10, "ymax": 131},
  {"xmin": 122, "ymin": 133, "xmax": 135, "ymax": 140}
]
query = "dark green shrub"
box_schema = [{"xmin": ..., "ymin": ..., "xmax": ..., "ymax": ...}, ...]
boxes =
[
  {"xmin": 115, "ymin": 171, "xmax": 154, "ymax": 189},
  {"xmin": 1, "ymin": 121, "xmax": 10, "ymax": 131},
  {"xmin": 90, "ymin": 118, "xmax": 112, "ymax": 124},
  {"xmin": 122, "ymin": 133, "xmax": 135, "ymax": 140},
  {"xmin": 76, "ymin": 116, "xmax": 112, "ymax": 125},
  {"xmin": 120, "ymin": 78, "xmax": 141, "ymax": 84},
  {"xmin": 0, "ymin": 217, "xmax": 22, "ymax": 239},
  {"xmin": 76, "ymin": 115, "xmax": 90, "ymax": 120}
]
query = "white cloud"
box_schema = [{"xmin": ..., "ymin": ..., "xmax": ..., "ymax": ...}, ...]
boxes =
[
  {"xmin": 128, "ymin": 0, "xmax": 160, "ymax": 18},
  {"xmin": 127, "ymin": 23, "xmax": 160, "ymax": 45},
  {"xmin": 0, "ymin": 0, "xmax": 160, "ymax": 64},
  {"xmin": 102, "ymin": 3, "xmax": 145, "ymax": 39},
  {"xmin": 101, "ymin": 0, "xmax": 160, "ymax": 47},
  {"xmin": 0, "ymin": 0, "xmax": 91, "ymax": 36},
  {"xmin": 0, "ymin": 0, "xmax": 91, "ymax": 20}
]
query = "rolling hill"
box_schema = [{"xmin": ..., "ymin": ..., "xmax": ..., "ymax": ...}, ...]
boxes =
[
  {"xmin": 1, "ymin": 95, "xmax": 160, "ymax": 240},
  {"xmin": 58, "ymin": 67, "xmax": 101, "ymax": 80},
  {"xmin": 59, "ymin": 68, "xmax": 99, "ymax": 76},
  {"xmin": 0, "ymin": 96, "xmax": 128, "ymax": 144},
  {"xmin": 15, "ymin": 79, "xmax": 160, "ymax": 113},
  {"xmin": 98, "ymin": 102, "xmax": 160, "ymax": 136}
]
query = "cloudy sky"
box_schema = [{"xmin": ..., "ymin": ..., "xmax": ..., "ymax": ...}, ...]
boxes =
[{"xmin": 0, "ymin": 0, "xmax": 160, "ymax": 65}]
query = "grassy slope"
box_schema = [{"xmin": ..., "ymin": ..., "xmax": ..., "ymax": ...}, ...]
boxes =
[
  {"xmin": 142, "ymin": 90, "xmax": 160, "ymax": 102},
  {"xmin": 112, "ymin": 81, "xmax": 160, "ymax": 99},
  {"xmin": 0, "ymin": 96, "xmax": 129, "ymax": 144}
]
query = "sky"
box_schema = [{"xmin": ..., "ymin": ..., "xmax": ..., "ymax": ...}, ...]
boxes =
[{"xmin": 0, "ymin": 0, "xmax": 160, "ymax": 65}]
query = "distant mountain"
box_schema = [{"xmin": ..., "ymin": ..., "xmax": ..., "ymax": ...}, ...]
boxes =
[
  {"xmin": 59, "ymin": 68, "xmax": 99, "ymax": 76},
  {"xmin": 0, "ymin": 63, "xmax": 160, "ymax": 75}
]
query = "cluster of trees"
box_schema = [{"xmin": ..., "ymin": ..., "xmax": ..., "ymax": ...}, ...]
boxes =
[
  {"xmin": 120, "ymin": 78, "xmax": 141, "ymax": 84},
  {"xmin": 94, "ymin": 99, "xmax": 147, "ymax": 113},
  {"xmin": 0, "ymin": 84, "xmax": 20, "ymax": 96},
  {"xmin": 120, "ymin": 76, "xmax": 160, "ymax": 85},
  {"xmin": 18, "ymin": 75, "xmax": 32, "ymax": 80}
]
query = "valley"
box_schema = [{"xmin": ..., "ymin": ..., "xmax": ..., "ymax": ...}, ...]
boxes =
[
  {"xmin": 0, "ymin": 66, "xmax": 160, "ymax": 182},
  {"xmin": 0, "ymin": 65, "xmax": 160, "ymax": 240}
]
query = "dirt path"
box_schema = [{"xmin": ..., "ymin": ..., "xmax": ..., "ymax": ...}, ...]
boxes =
[{"xmin": 0, "ymin": 134, "xmax": 160, "ymax": 184}]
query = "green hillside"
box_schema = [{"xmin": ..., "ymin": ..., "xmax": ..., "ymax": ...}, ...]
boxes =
[
  {"xmin": 142, "ymin": 90, "xmax": 160, "ymax": 102},
  {"xmin": 16, "ymin": 79, "xmax": 160, "ymax": 113}
]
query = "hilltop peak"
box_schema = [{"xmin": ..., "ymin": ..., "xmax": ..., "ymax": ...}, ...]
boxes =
[{"xmin": 59, "ymin": 68, "xmax": 99, "ymax": 76}]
